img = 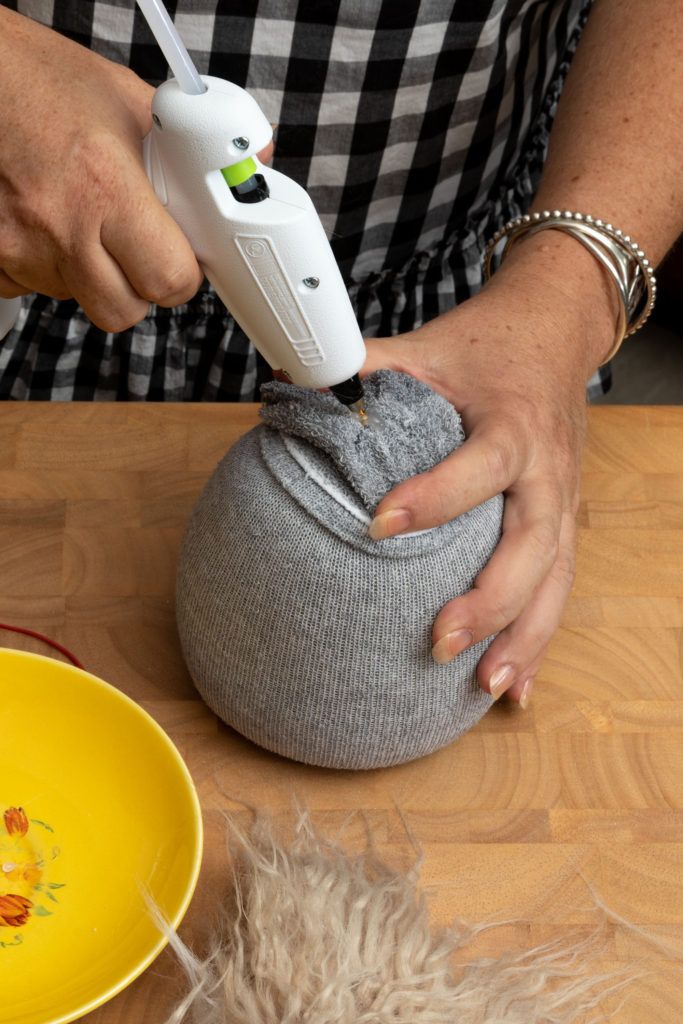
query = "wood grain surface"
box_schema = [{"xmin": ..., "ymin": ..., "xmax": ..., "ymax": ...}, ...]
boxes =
[{"xmin": 1, "ymin": 403, "xmax": 682, "ymax": 1022}]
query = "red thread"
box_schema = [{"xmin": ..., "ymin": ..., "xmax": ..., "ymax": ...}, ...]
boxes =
[{"xmin": 0, "ymin": 624, "xmax": 84, "ymax": 670}]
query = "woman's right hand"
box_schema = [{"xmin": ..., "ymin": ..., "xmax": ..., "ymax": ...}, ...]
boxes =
[{"xmin": 0, "ymin": 7, "xmax": 204, "ymax": 331}]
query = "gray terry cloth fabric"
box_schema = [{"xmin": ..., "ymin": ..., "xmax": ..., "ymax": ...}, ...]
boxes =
[
  {"xmin": 176, "ymin": 370, "xmax": 504, "ymax": 771},
  {"xmin": 259, "ymin": 371, "xmax": 465, "ymax": 514}
]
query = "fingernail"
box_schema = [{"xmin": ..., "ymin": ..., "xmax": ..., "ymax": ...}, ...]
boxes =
[
  {"xmin": 489, "ymin": 664, "xmax": 514, "ymax": 699},
  {"xmin": 519, "ymin": 677, "xmax": 534, "ymax": 710},
  {"xmin": 431, "ymin": 629, "xmax": 474, "ymax": 664},
  {"xmin": 369, "ymin": 509, "xmax": 411, "ymax": 540}
]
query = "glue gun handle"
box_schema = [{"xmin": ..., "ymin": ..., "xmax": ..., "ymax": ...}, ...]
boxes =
[{"xmin": 144, "ymin": 75, "xmax": 366, "ymax": 392}]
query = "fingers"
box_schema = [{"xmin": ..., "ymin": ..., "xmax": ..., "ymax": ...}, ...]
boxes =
[
  {"xmin": 60, "ymin": 242, "xmax": 150, "ymax": 332},
  {"xmin": 0, "ymin": 269, "xmax": 32, "ymax": 298},
  {"xmin": 431, "ymin": 477, "xmax": 562, "ymax": 653},
  {"xmin": 102, "ymin": 137, "xmax": 275, "ymax": 316},
  {"xmin": 372, "ymin": 414, "xmax": 575, "ymax": 716},
  {"xmin": 474, "ymin": 509, "xmax": 577, "ymax": 707},
  {"xmin": 370, "ymin": 424, "xmax": 525, "ymax": 537},
  {"xmin": 100, "ymin": 178, "xmax": 203, "ymax": 311},
  {"xmin": 2, "ymin": 169, "xmax": 202, "ymax": 327},
  {"xmin": 0, "ymin": 243, "xmax": 71, "ymax": 299},
  {"xmin": 0, "ymin": 18, "xmax": 203, "ymax": 332}
]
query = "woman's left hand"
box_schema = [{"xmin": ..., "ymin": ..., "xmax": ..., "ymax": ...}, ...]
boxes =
[{"xmin": 361, "ymin": 230, "xmax": 616, "ymax": 708}]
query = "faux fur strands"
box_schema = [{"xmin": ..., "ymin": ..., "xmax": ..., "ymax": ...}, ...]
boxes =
[{"xmin": 146, "ymin": 804, "xmax": 650, "ymax": 1024}]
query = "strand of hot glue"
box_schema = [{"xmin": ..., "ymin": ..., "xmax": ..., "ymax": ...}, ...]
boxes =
[{"xmin": 0, "ymin": 624, "xmax": 84, "ymax": 670}]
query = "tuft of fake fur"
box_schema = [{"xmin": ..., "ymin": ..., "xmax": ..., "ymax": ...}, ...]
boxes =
[{"xmin": 147, "ymin": 800, "xmax": 650, "ymax": 1024}]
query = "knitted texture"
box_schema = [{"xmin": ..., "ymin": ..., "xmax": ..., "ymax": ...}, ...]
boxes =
[{"xmin": 176, "ymin": 371, "xmax": 504, "ymax": 770}]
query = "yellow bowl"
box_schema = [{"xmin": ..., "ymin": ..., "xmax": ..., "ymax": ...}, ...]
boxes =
[{"xmin": 0, "ymin": 649, "xmax": 203, "ymax": 1024}]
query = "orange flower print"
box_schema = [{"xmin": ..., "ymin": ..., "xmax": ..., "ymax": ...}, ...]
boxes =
[
  {"xmin": 0, "ymin": 893, "xmax": 32, "ymax": 927},
  {"xmin": 3, "ymin": 863, "xmax": 42, "ymax": 887},
  {"xmin": 3, "ymin": 807, "xmax": 29, "ymax": 837}
]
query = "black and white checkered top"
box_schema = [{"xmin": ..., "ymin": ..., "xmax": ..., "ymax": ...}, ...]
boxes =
[{"xmin": 1, "ymin": 0, "xmax": 608, "ymax": 400}]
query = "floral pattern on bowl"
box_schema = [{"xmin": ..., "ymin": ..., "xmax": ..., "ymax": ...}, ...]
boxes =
[{"xmin": 1, "ymin": 807, "xmax": 64, "ymax": 948}]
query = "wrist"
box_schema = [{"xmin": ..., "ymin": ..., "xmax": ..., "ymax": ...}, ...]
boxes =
[{"xmin": 485, "ymin": 227, "xmax": 619, "ymax": 373}]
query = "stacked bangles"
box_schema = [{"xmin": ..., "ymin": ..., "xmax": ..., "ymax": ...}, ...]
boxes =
[{"xmin": 483, "ymin": 210, "xmax": 657, "ymax": 363}]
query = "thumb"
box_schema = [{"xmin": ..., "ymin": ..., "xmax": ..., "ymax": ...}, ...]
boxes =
[{"xmin": 361, "ymin": 335, "xmax": 422, "ymax": 377}]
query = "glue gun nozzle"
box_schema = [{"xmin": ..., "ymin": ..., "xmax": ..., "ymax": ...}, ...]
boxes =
[
  {"xmin": 349, "ymin": 400, "xmax": 369, "ymax": 427},
  {"xmin": 329, "ymin": 374, "xmax": 370, "ymax": 427}
]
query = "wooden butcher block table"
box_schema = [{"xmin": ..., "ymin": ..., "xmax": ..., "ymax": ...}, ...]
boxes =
[{"xmin": 1, "ymin": 403, "xmax": 682, "ymax": 1021}]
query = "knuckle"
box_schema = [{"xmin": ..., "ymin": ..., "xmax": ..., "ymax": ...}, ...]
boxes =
[
  {"xmin": 519, "ymin": 630, "xmax": 551, "ymax": 664},
  {"xmin": 424, "ymin": 482, "xmax": 458, "ymax": 526},
  {"xmin": 0, "ymin": 283, "xmax": 25, "ymax": 299},
  {"xmin": 144, "ymin": 262, "xmax": 199, "ymax": 306},
  {"xmin": 527, "ymin": 518, "xmax": 560, "ymax": 566},
  {"xmin": 0, "ymin": 261, "xmax": 24, "ymax": 296},
  {"xmin": 507, "ymin": 616, "xmax": 555, "ymax": 662},
  {"xmin": 393, "ymin": 470, "xmax": 452, "ymax": 528},
  {"xmin": 93, "ymin": 313, "xmax": 128, "ymax": 333},
  {"xmin": 482, "ymin": 592, "xmax": 517, "ymax": 631},
  {"xmin": 552, "ymin": 550, "xmax": 577, "ymax": 589},
  {"xmin": 483, "ymin": 433, "xmax": 516, "ymax": 487},
  {"xmin": 91, "ymin": 301, "xmax": 148, "ymax": 334}
]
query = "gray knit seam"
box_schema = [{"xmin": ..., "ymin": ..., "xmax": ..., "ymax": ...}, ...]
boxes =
[{"xmin": 259, "ymin": 426, "xmax": 504, "ymax": 562}]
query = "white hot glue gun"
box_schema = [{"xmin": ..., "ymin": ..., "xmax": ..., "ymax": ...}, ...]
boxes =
[{"xmin": 0, "ymin": 0, "xmax": 368, "ymax": 419}]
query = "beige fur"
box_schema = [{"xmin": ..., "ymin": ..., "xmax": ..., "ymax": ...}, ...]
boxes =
[{"xmin": 145, "ymin": 802, "xmax": 651, "ymax": 1023}]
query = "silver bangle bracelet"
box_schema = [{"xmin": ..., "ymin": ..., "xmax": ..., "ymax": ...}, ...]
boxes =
[{"xmin": 483, "ymin": 210, "xmax": 657, "ymax": 364}]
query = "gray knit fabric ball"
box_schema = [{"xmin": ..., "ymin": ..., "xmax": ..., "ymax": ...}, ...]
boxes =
[{"xmin": 176, "ymin": 371, "xmax": 503, "ymax": 770}]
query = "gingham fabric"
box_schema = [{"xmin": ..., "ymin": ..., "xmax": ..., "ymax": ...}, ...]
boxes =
[{"xmin": 0, "ymin": 0, "xmax": 610, "ymax": 400}]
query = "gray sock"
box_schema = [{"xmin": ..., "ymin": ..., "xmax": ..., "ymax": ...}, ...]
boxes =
[{"xmin": 177, "ymin": 370, "xmax": 504, "ymax": 770}]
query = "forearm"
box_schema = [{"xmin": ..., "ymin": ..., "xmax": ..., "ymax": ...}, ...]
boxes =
[
  {"xmin": 534, "ymin": 0, "xmax": 683, "ymax": 263},
  {"xmin": 487, "ymin": 0, "xmax": 683, "ymax": 373}
]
